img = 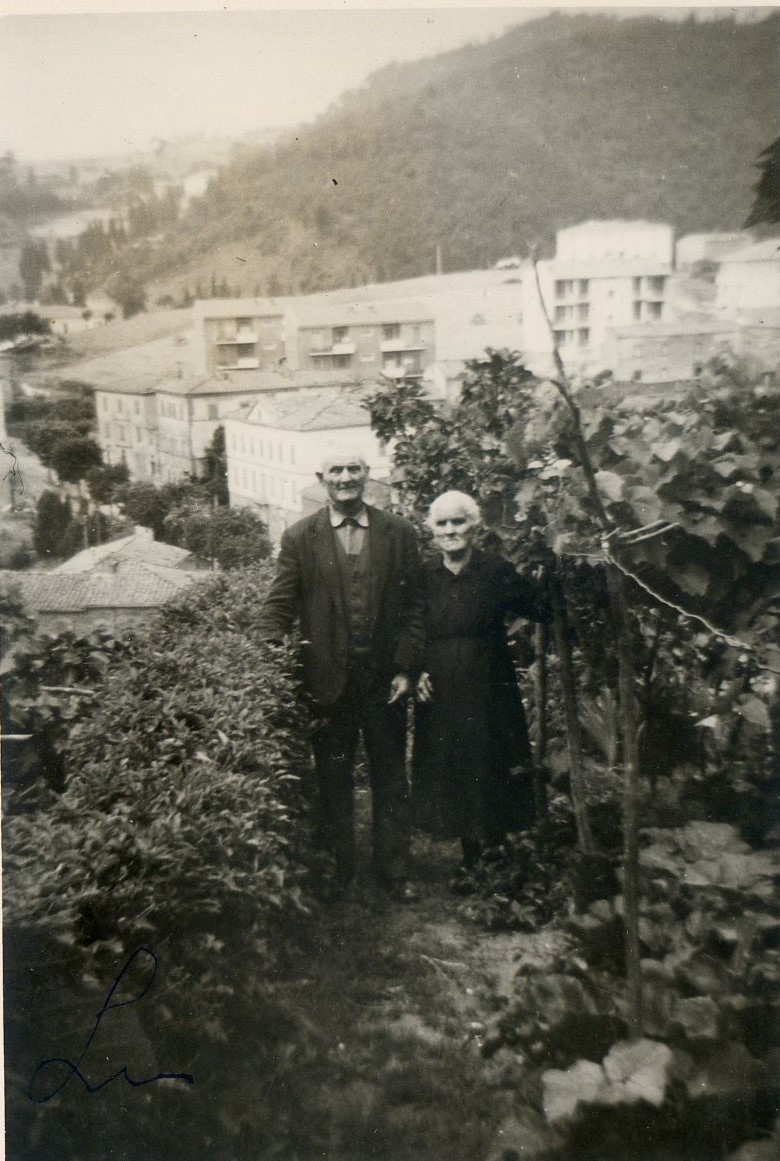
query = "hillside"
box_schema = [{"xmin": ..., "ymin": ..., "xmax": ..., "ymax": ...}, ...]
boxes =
[{"xmin": 101, "ymin": 13, "xmax": 780, "ymax": 299}]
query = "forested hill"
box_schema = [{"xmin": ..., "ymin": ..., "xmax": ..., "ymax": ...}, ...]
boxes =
[{"xmin": 155, "ymin": 12, "xmax": 778, "ymax": 296}]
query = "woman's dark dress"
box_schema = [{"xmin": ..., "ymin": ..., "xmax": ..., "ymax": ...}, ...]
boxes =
[{"xmin": 412, "ymin": 549, "xmax": 544, "ymax": 848}]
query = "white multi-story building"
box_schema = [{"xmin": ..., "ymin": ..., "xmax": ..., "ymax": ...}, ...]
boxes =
[
  {"xmin": 224, "ymin": 384, "xmax": 391, "ymax": 544},
  {"xmin": 715, "ymin": 239, "xmax": 780, "ymax": 313},
  {"xmin": 522, "ymin": 220, "xmax": 676, "ymax": 377}
]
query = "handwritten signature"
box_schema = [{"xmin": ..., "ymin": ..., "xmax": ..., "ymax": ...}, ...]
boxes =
[{"xmin": 29, "ymin": 947, "xmax": 195, "ymax": 1103}]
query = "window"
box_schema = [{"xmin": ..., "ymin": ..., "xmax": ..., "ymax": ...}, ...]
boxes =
[
  {"xmin": 135, "ymin": 427, "xmax": 142, "ymax": 442},
  {"xmin": 578, "ymin": 279, "xmax": 589, "ymax": 296},
  {"xmin": 648, "ymin": 276, "xmax": 666, "ymax": 296},
  {"xmin": 555, "ymin": 280, "xmax": 566, "ymax": 298},
  {"xmin": 578, "ymin": 328, "xmax": 590, "ymax": 346},
  {"xmin": 333, "ymin": 326, "xmax": 349, "ymax": 343},
  {"xmin": 237, "ymin": 344, "xmax": 255, "ymax": 358},
  {"xmin": 117, "ymin": 398, "xmax": 123, "ymax": 413},
  {"xmin": 633, "ymin": 277, "xmax": 642, "ymax": 295},
  {"xmin": 208, "ymin": 404, "xmax": 218, "ymax": 420},
  {"xmin": 134, "ymin": 399, "xmax": 140, "ymax": 415},
  {"xmin": 648, "ymin": 302, "xmax": 663, "ymax": 320},
  {"xmin": 382, "ymin": 323, "xmax": 401, "ymax": 340},
  {"xmin": 578, "ymin": 303, "xmax": 589, "ymax": 321},
  {"xmin": 633, "ymin": 302, "xmax": 642, "ymax": 321},
  {"xmin": 289, "ymin": 445, "xmax": 295, "ymax": 464},
  {"xmin": 334, "ymin": 354, "xmax": 351, "ymax": 368}
]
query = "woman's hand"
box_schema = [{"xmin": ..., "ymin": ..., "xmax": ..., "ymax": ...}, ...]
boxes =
[{"xmin": 415, "ymin": 672, "xmax": 434, "ymax": 703}]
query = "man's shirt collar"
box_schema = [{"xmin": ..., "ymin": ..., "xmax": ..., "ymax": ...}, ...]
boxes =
[{"xmin": 328, "ymin": 504, "xmax": 369, "ymax": 528}]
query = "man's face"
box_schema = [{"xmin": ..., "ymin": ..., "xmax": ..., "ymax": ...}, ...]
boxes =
[{"xmin": 319, "ymin": 459, "xmax": 368, "ymax": 510}]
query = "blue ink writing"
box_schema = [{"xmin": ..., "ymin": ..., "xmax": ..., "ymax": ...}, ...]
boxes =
[{"xmin": 29, "ymin": 946, "xmax": 195, "ymax": 1103}]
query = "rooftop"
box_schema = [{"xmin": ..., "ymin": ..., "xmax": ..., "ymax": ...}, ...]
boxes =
[
  {"xmin": 156, "ymin": 367, "xmax": 362, "ymax": 397},
  {"xmin": 719, "ymin": 239, "xmax": 780, "ymax": 265},
  {"xmin": 1, "ymin": 561, "xmax": 199, "ymax": 614},
  {"xmin": 55, "ymin": 330, "xmax": 198, "ymax": 392},
  {"xmin": 231, "ymin": 385, "xmax": 377, "ymax": 431},
  {"xmin": 54, "ymin": 527, "xmax": 196, "ymax": 573}
]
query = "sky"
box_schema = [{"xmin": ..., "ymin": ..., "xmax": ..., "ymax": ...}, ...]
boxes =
[{"xmin": 0, "ymin": 3, "xmax": 770, "ymax": 164}]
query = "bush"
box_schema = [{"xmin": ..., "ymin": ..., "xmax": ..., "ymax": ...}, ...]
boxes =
[{"xmin": 3, "ymin": 565, "xmax": 317, "ymax": 1159}]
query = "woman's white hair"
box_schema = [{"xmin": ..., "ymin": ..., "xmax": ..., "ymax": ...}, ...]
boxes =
[{"xmin": 426, "ymin": 490, "xmax": 481, "ymax": 528}]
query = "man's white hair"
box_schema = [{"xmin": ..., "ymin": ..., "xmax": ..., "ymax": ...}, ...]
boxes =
[
  {"xmin": 427, "ymin": 490, "xmax": 481, "ymax": 527},
  {"xmin": 318, "ymin": 448, "xmax": 369, "ymax": 475}
]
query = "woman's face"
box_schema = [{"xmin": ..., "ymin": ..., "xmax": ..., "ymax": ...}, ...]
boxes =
[{"xmin": 430, "ymin": 502, "xmax": 477, "ymax": 557}]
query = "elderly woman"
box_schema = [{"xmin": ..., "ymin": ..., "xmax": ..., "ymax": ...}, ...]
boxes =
[{"xmin": 413, "ymin": 490, "xmax": 548, "ymax": 876}]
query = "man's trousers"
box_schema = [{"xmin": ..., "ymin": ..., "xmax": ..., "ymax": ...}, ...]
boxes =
[{"xmin": 310, "ymin": 672, "xmax": 410, "ymax": 886}]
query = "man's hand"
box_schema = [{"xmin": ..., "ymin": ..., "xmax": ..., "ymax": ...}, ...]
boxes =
[
  {"xmin": 415, "ymin": 672, "xmax": 433, "ymax": 703},
  {"xmin": 387, "ymin": 674, "xmax": 411, "ymax": 704}
]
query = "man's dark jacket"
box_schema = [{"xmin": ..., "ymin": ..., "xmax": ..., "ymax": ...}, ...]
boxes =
[{"xmin": 260, "ymin": 504, "xmax": 425, "ymax": 706}]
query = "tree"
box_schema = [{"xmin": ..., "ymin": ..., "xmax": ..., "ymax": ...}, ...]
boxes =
[
  {"xmin": 163, "ymin": 501, "xmax": 271, "ymax": 569},
  {"xmin": 744, "ymin": 137, "xmax": 780, "ymax": 228},
  {"xmin": 117, "ymin": 481, "xmax": 177, "ymax": 539},
  {"xmin": 0, "ymin": 311, "xmax": 49, "ymax": 342},
  {"xmin": 107, "ymin": 269, "xmax": 146, "ymax": 319},
  {"xmin": 18, "ymin": 239, "xmax": 49, "ymax": 300},
  {"xmin": 34, "ymin": 491, "xmax": 74, "ymax": 559},
  {"xmin": 49, "ymin": 436, "xmax": 102, "ymax": 484},
  {"xmin": 201, "ymin": 425, "xmax": 229, "ymax": 506},
  {"xmin": 85, "ymin": 462, "xmax": 130, "ymax": 506}
]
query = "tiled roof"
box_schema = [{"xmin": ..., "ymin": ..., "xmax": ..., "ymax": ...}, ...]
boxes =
[
  {"xmin": 1, "ymin": 562, "xmax": 198, "ymax": 613},
  {"xmin": 234, "ymin": 385, "xmax": 376, "ymax": 431},
  {"xmin": 156, "ymin": 367, "xmax": 360, "ymax": 398},
  {"xmin": 54, "ymin": 528, "xmax": 194, "ymax": 573}
]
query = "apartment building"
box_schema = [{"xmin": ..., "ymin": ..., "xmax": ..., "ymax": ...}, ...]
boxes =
[
  {"xmin": 193, "ymin": 297, "xmax": 291, "ymax": 373},
  {"xmin": 294, "ymin": 299, "xmax": 435, "ymax": 381},
  {"xmin": 675, "ymin": 232, "xmax": 752, "ymax": 269},
  {"xmin": 95, "ymin": 377, "xmax": 159, "ymax": 479},
  {"xmin": 523, "ymin": 220, "xmax": 676, "ymax": 377},
  {"xmin": 193, "ymin": 268, "xmax": 526, "ymax": 392},
  {"xmin": 224, "ymin": 384, "xmax": 390, "ymax": 544},
  {"xmin": 154, "ymin": 370, "xmax": 285, "ymax": 482},
  {"xmin": 607, "ymin": 318, "xmax": 732, "ymax": 384},
  {"xmin": 715, "ymin": 239, "xmax": 780, "ymax": 313}
]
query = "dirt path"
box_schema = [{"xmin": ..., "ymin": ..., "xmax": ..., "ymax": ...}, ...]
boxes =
[{"xmin": 260, "ymin": 784, "xmax": 559, "ymax": 1161}]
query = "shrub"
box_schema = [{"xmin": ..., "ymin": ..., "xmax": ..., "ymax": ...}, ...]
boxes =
[{"xmin": 3, "ymin": 565, "xmax": 317, "ymax": 1159}]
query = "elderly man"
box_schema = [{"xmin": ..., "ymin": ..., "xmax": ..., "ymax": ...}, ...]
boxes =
[{"xmin": 260, "ymin": 452, "xmax": 424, "ymax": 902}]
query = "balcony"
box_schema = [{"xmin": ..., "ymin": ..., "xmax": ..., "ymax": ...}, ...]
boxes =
[
  {"xmin": 310, "ymin": 342, "xmax": 357, "ymax": 357},
  {"xmin": 379, "ymin": 339, "xmax": 426, "ymax": 354},
  {"xmin": 215, "ymin": 329, "xmax": 259, "ymax": 344}
]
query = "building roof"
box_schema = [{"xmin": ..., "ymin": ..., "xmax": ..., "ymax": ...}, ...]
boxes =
[
  {"xmin": 193, "ymin": 296, "xmax": 290, "ymax": 320},
  {"xmin": 559, "ymin": 219, "xmax": 672, "ymax": 233},
  {"xmin": 293, "ymin": 296, "xmax": 435, "ymax": 329},
  {"xmin": 1, "ymin": 562, "xmax": 198, "ymax": 614},
  {"xmin": 54, "ymin": 527, "xmax": 195, "ymax": 573},
  {"xmin": 545, "ymin": 258, "xmax": 673, "ymax": 279},
  {"xmin": 719, "ymin": 239, "xmax": 780, "ymax": 265},
  {"xmin": 63, "ymin": 308, "xmax": 193, "ymax": 360},
  {"xmin": 58, "ymin": 330, "xmax": 199, "ymax": 393},
  {"xmin": 612, "ymin": 318, "xmax": 731, "ymax": 338},
  {"xmin": 231, "ymin": 385, "xmax": 376, "ymax": 431},
  {"xmin": 156, "ymin": 367, "xmax": 361, "ymax": 398},
  {"xmin": 737, "ymin": 306, "xmax": 780, "ymax": 329}
]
